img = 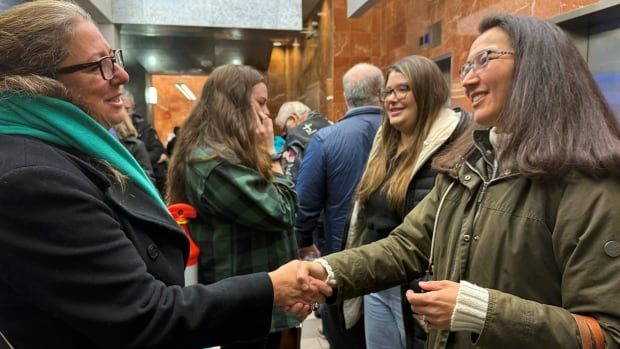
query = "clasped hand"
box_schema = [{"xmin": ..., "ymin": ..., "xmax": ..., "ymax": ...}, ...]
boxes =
[{"xmin": 269, "ymin": 260, "xmax": 331, "ymax": 320}]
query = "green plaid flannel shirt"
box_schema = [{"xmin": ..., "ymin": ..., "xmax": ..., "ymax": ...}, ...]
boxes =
[{"xmin": 185, "ymin": 147, "xmax": 299, "ymax": 331}]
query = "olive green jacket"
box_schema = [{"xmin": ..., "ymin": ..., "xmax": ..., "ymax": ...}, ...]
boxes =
[
  {"xmin": 324, "ymin": 129, "xmax": 620, "ymax": 348},
  {"xmin": 341, "ymin": 107, "xmax": 464, "ymax": 329}
]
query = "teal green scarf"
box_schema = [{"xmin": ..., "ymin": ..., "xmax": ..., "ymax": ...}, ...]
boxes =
[{"xmin": 0, "ymin": 94, "xmax": 166, "ymax": 209}]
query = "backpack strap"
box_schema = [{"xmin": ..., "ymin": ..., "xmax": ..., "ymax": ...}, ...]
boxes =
[{"xmin": 572, "ymin": 314, "xmax": 605, "ymax": 349}]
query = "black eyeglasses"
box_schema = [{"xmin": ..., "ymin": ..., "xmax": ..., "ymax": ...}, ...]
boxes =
[
  {"xmin": 56, "ymin": 49, "xmax": 124, "ymax": 80},
  {"xmin": 459, "ymin": 49, "xmax": 514, "ymax": 81},
  {"xmin": 379, "ymin": 84, "xmax": 410, "ymax": 102}
]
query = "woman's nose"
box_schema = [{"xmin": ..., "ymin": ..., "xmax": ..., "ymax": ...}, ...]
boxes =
[
  {"xmin": 112, "ymin": 65, "xmax": 130, "ymax": 85},
  {"xmin": 460, "ymin": 67, "xmax": 480, "ymax": 88}
]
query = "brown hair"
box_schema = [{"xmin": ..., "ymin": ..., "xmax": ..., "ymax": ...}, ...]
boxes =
[
  {"xmin": 357, "ymin": 55, "xmax": 449, "ymax": 212},
  {"xmin": 167, "ymin": 64, "xmax": 271, "ymax": 203},
  {"xmin": 0, "ymin": 0, "xmax": 91, "ymax": 99},
  {"xmin": 113, "ymin": 109, "xmax": 138, "ymax": 140},
  {"xmin": 434, "ymin": 13, "xmax": 620, "ymax": 178}
]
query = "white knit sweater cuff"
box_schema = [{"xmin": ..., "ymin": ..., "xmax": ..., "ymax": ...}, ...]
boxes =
[
  {"xmin": 450, "ymin": 280, "xmax": 489, "ymax": 333},
  {"xmin": 315, "ymin": 258, "xmax": 337, "ymax": 287}
]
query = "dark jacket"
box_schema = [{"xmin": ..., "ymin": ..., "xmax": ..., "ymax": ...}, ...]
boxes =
[
  {"xmin": 184, "ymin": 146, "xmax": 299, "ymax": 332},
  {"xmin": 281, "ymin": 111, "xmax": 331, "ymax": 182},
  {"xmin": 120, "ymin": 135, "xmax": 154, "ymax": 179},
  {"xmin": 132, "ymin": 114, "xmax": 167, "ymax": 186},
  {"xmin": 294, "ymin": 105, "xmax": 382, "ymax": 255},
  {"xmin": 0, "ymin": 134, "xmax": 273, "ymax": 349},
  {"xmin": 131, "ymin": 114, "xmax": 166, "ymax": 165}
]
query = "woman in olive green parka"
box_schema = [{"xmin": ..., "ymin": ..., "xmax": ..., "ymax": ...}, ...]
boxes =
[{"xmin": 297, "ymin": 13, "xmax": 620, "ymax": 349}]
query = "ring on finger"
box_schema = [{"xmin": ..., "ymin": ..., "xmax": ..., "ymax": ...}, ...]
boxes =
[{"xmin": 310, "ymin": 301, "xmax": 320, "ymax": 311}]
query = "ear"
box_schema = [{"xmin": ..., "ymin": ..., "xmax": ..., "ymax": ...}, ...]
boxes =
[{"xmin": 288, "ymin": 114, "xmax": 301, "ymax": 127}]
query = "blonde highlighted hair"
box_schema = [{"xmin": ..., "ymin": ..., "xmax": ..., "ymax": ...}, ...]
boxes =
[{"xmin": 113, "ymin": 109, "xmax": 138, "ymax": 140}]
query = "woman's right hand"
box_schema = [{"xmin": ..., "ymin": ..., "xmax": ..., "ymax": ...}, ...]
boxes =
[{"xmin": 254, "ymin": 109, "xmax": 275, "ymax": 154}]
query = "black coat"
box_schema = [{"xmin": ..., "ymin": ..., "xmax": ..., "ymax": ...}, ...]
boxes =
[
  {"xmin": 0, "ymin": 135, "xmax": 273, "ymax": 349},
  {"xmin": 120, "ymin": 135, "xmax": 154, "ymax": 179}
]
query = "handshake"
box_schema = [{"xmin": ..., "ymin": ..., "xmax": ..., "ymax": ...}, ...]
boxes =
[{"xmin": 268, "ymin": 260, "xmax": 332, "ymax": 320}]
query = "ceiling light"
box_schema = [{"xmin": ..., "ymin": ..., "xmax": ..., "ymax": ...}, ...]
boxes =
[
  {"xmin": 147, "ymin": 54, "xmax": 158, "ymax": 66},
  {"xmin": 273, "ymin": 41, "xmax": 282, "ymax": 47},
  {"xmin": 145, "ymin": 86, "xmax": 158, "ymax": 105},
  {"xmin": 175, "ymin": 83, "xmax": 196, "ymax": 101},
  {"xmin": 231, "ymin": 58, "xmax": 243, "ymax": 65}
]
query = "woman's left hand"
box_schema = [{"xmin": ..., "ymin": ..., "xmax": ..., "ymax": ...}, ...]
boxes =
[{"xmin": 405, "ymin": 280, "xmax": 460, "ymax": 330}]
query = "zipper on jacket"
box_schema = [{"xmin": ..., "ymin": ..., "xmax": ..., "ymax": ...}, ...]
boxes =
[
  {"xmin": 464, "ymin": 161, "xmax": 518, "ymax": 226},
  {"xmin": 472, "ymin": 181, "xmax": 489, "ymax": 226}
]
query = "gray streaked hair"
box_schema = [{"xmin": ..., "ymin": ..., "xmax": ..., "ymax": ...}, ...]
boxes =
[
  {"xmin": 0, "ymin": 0, "xmax": 91, "ymax": 98},
  {"xmin": 343, "ymin": 63, "xmax": 384, "ymax": 108},
  {"xmin": 275, "ymin": 101, "xmax": 311, "ymax": 129}
]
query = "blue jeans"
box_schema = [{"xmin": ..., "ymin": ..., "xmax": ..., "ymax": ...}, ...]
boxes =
[{"xmin": 364, "ymin": 286, "xmax": 406, "ymax": 349}]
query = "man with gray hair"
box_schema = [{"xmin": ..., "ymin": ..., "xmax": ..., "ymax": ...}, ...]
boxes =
[
  {"xmin": 275, "ymin": 101, "xmax": 331, "ymax": 182},
  {"xmin": 294, "ymin": 63, "xmax": 384, "ymax": 348}
]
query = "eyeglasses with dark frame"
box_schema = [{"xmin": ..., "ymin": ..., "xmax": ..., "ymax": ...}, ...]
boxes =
[
  {"xmin": 379, "ymin": 84, "xmax": 411, "ymax": 102},
  {"xmin": 55, "ymin": 49, "xmax": 124, "ymax": 81},
  {"xmin": 459, "ymin": 49, "xmax": 514, "ymax": 82}
]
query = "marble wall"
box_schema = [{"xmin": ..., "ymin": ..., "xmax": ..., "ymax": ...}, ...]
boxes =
[
  {"xmin": 112, "ymin": 0, "xmax": 301, "ymax": 30},
  {"xmin": 150, "ymin": 75, "xmax": 208, "ymax": 145},
  {"xmin": 330, "ymin": 0, "xmax": 601, "ymax": 112},
  {"xmin": 154, "ymin": 0, "xmax": 605, "ymax": 135},
  {"xmin": 267, "ymin": 0, "xmax": 335, "ymax": 123}
]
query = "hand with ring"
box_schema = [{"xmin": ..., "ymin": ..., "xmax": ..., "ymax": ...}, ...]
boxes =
[{"xmin": 405, "ymin": 280, "xmax": 460, "ymax": 331}]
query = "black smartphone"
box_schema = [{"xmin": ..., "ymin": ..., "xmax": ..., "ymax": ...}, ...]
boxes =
[{"xmin": 408, "ymin": 271, "xmax": 432, "ymax": 293}]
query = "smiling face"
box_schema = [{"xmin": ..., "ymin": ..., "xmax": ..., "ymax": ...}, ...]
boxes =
[
  {"xmin": 383, "ymin": 71, "xmax": 418, "ymax": 135},
  {"xmin": 462, "ymin": 27, "xmax": 515, "ymax": 126},
  {"xmin": 56, "ymin": 20, "xmax": 129, "ymax": 129}
]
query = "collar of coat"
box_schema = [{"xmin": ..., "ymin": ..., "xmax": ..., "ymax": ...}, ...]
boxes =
[{"xmin": 0, "ymin": 93, "xmax": 165, "ymax": 209}]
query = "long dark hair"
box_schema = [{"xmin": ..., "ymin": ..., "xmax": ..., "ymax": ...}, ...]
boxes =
[
  {"xmin": 167, "ymin": 64, "xmax": 270, "ymax": 203},
  {"xmin": 434, "ymin": 13, "xmax": 620, "ymax": 178}
]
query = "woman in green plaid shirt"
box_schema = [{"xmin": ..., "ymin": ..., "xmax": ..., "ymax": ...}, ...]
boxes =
[{"xmin": 168, "ymin": 64, "xmax": 299, "ymax": 349}]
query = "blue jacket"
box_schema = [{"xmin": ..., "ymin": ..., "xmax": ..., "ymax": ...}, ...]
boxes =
[{"xmin": 294, "ymin": 105, "xmax": 382, "ymax": 254}]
